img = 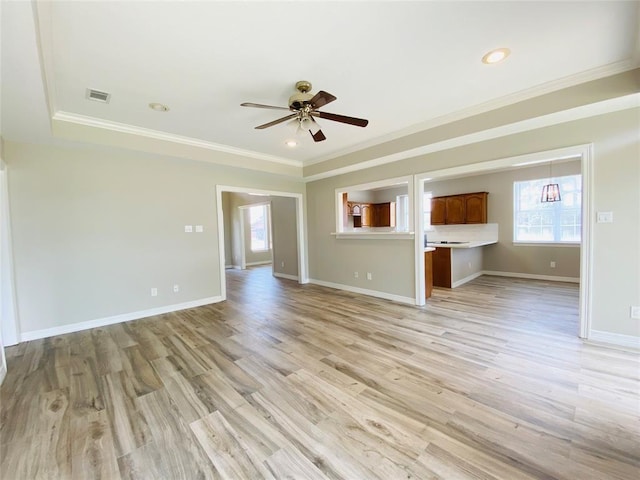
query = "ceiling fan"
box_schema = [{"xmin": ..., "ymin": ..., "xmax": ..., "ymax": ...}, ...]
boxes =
[{"xmin": 241, "ymin": 81, "xmax": 368, "ymax": 142}]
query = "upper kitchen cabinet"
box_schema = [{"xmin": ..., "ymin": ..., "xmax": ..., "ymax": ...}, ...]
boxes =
[{"xmin": 431, "ymin": 192, "xmax": 488, "ymax": 225}]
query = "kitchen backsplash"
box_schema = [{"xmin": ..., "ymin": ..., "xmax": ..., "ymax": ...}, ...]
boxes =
[{"xmin": 426, "ymin": 223, "xmax": 499, "ymax": 242}]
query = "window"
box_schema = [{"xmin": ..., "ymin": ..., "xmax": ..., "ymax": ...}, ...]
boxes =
[
  {"xmin": 249, "ymin": 204, "xmax": 271, "ymax": 251},
  {"xmin": 423, "ymin": 192, "xmax": 432, "ymax": 230},
  {"xmin": 396, "ymin": 194, "xmax": 409, "ymax": 231},
  {"xmin": 514, "ymin": 174, "xmax": 581, "ymax": 243}
]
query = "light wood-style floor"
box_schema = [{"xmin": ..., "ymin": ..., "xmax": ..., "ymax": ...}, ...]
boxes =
[{"xmin": 1, "ymin": 267, "xmax": 639, "ymax": 479}]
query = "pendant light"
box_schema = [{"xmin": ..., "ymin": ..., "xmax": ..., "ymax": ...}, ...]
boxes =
[{"xmin": 541, "ymin": 161, "xmax": 561, "ymax": 203}]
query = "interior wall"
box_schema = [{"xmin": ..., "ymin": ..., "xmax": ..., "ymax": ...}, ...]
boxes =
[
  {"xmin": 425, "ymin": 159, "xmax": 581, "ymax": 278},
  {"xmin": 306, "ymin": 107, "xmax": 640, "ymax": 338},
  {"xmin": 221, "ymin": 192, "xmax": 233, "ymax": 267},
  {"xmin": 4, "ymin": 140, "xmax": 304, "ymax": 337},
  {"xmin": 271, "ymin": 196, "xmax": 299, "ymax": 278}
]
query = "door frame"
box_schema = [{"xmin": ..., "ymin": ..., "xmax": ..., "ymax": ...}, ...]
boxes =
[
  {"xmin": 413, "ymin": 143, "xmax": 593, "ymax": 339},
  {"xmin": 216, "ymin": 185, "xmax": 307, "ymax": 301}
]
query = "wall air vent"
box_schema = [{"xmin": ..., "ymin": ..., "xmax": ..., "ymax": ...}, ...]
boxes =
[{"xmin": 86, "ymin": 88, "xmax": 111, "ymax": 103}]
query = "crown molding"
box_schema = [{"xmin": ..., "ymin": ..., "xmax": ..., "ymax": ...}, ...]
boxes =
[
  {"xmin": 53, "ymin": 111, "xmax": 302, "ymax": 168},
  {"xmin": 303, "ymin": 61, "xmax": 637, "ymax": 167},
  {"xmin": 303, "ymin": 93, "xmax": 639, "ymax": 183}
]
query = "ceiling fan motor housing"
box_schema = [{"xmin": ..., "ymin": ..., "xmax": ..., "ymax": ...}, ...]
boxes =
[{"xmin": 289, "ymin": 80, "xmax": 314, "ymax": 110}]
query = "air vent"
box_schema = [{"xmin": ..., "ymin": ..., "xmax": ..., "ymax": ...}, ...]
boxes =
[{"xmin": 86, "ymin": 88, "xmax": 111, "ymax": 103}]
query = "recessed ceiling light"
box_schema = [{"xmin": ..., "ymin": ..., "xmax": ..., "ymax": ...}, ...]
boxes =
[
  {"xmin": 482, "ymin": 48, "xmax": 511, "ymax": 64},
  {"xmin": 285, "ymin": 140, "xmax": 297, "ymax": 147},
  {"xmin": 149, "ymin": 102, "xmax": 169, "ymax": 112}
]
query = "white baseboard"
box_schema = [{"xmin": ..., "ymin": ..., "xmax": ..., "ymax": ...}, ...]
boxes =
[
  {"xmin": 20, "ymin": 296, "xmax": 224, "ymax": 342},
  {"xmin": 246, "ymin": 261, "xmax": 272, "ymax": 267},
  {"xmin": 588, "ymin": 330, "xmax": 640, "ymax": 349},
  {"xmin": 225, "ymin": 264, "xmax": 233, "ymax": 269},
  {"xmin": 452, "ymin": 271, "xmax": 483, "ymax": 288},
  {"xmin": 273, "ymin": 272, "xmax": 299, "ymax": 281},
  {"xmin": 482, "ymin": 270, "xmax": 580, "ymax": 283},
  {"xmin": 308, "ymin": 278, "xmax": 415, "ymax": 305}
]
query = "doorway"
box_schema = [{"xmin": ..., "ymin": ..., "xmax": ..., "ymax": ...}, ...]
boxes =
[
  {"xmin": 413, "ymin": 144, "xmax": 592, "ymax": 339},
  {"xmin": 215, "ymin": 186, "xmax": 307, "ymax": 301}
]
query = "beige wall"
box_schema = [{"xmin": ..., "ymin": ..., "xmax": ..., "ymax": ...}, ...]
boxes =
[
  {"xmin": 426, "ymin": 159, "xmax": 581, "ymax": 278},
  {"xmin": 307, "ymin": 107, "xmax": 640, "ymax": 337},
  {"xmin": 5, "ymin": 141, "xmax": 304, "ymax": 335}
]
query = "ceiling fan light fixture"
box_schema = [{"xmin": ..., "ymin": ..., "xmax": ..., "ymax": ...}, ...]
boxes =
[
  {"xmin": 482, "ymin": 47, "xmax": 511, "ymax": 64},
  {"xmin": 285, "ymin": 140, "xmax": 297, "ymax": 147}
]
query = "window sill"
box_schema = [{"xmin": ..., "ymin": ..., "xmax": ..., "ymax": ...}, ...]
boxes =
[
  {"xmin": 332, "ymin": 231, "xmax": 415, "ymax": 240},
  {"xmin": 513, "ymin": 242, "xmax": 580, "ymax": 247}
]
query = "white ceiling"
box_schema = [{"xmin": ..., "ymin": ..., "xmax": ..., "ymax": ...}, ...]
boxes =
[{"xmin": 2, "ymin": 1, "xmax": 639, "ymax": 169}]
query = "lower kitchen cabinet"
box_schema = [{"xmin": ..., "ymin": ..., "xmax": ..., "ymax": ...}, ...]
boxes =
[
  {"xmin": 424, "ymin": 250, "xmax": 434, "ymax": 298},
  {"xmin": 432, "ymin": 247, "xmax": 452, "ymax": 288}
]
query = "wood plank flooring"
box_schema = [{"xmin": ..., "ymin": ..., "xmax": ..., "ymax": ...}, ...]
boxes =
[{"xmin": 1, "ymin": 267, "xmax": 639, "ymax": 479}]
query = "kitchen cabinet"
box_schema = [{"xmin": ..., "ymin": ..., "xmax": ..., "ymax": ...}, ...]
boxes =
[
  {"xmin": 373, "ymin": 202, "xmax": 396, "ymax": 227},
  {"xmin": 432, "ymin": 247, "xmax": 452, "ymax": 288},
  {"xmin": 464, "ymin": 192, "xmax": 488, "ymax": 223},
  {"xmin": 424, "ymin": 250, "xmax": 434, "ymax": 298},
  {"xmin": 430, "ymin": 192, "xmax": 488, "ymax": 225},
  {"xmin": 346, "ymin": 201, "xmax": 395, "ymax": 228}
]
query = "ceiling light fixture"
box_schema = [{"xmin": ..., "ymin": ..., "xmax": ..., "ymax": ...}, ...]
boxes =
[
  {"xmin": 285, "ymin": 140, "xmax": 297, "ymax": 147},
  {"xmin": 541, "ymin": 161, "xmax": 562, "ymax": 203},
  {"xmin": 149, "ymin": 102, "xmax": 169, "ymax": 112},
  {"xmin": 482, "ymin": 48, "xmax": 511, "ymax": 64}
]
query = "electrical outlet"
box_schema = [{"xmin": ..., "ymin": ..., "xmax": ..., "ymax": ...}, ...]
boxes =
[
  {"xmin": 281, "ymin": 261, "xmax": 285, "ymax": 268},
  {"xmin": 151, "ymin": 288, "xmax": 158, "ymax": 297},
  {"xmin": 468, "ymin": 261, "xmax": 472, "ymax": 269},
  {"xmin": 550, "ymin": 261, "xmax": 556, "ymax": 268},
  {"xmin": 631, "ymin": 306, "xmax": 640, "ymax": 320},
  {"xmin": 173, "ymin": 284, "xmax": 179, "ymax": 293},
  {"xmin": 367, "ymin": 272, "xmax": 372, "ymax": 280},
  {"xmin": 354, "ymin": 271, "xmax": 359, "ymax": 278}
]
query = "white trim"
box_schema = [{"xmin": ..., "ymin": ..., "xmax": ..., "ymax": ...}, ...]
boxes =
[
  {"xmin": 308, "ymin": 279, "xmax": 415, "ymax": 305},
  {"xmin": 588, "ymin": 331, "xmax": 640, "ymax": 350},
  {"xmin": 0, "ymin": 166, "xmax": 20, "ymax": 346},
  {"xmin": 246, "ymin": 261, "xmax": 272, "ymax": 267},
  {"xmin": 579, "ymin": 144, "xmax": 594, "ymax": 340},
  {"xmin": 513, "ymin": 242, "xmax": 580, "ymax": 248},
  {"xmin": 304, "ymin": 94, "xmax": 638, "ymax": 183},
  {"xmin": 53, "ymin": 111, "xmax": 302, "ymax": 168},
  {"xmin": 482, "ymin": 271, "xmax": 580, "ymax": 283},
  {"xmin": 451, "ymin": 272, "xmax": 484, "ymax": 289},
  {"xmin": 0, "ymin": 364, "xmax": 6, "ymax": 386},
  {"xmin": 20, "ymin": 297, "xmax": 223, "ymax": 342},
  {"xmin": 273, "ymin": 272, "xmax": 299, "ymax": 281}
]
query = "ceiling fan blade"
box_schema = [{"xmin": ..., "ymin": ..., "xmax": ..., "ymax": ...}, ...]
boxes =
[
  {"xmin": 241, "ymin": 102, "xmax": 291, "ymax": 111},
  {"xmin": 311, "ymin": 111, "xmax": 368, "ymax": 127},
  {"xmin": 255, "ymin": 113, "xmax": 298, "ymax": 129},
  {"xmin": 310, "ymin": 129, "xmax": 326, "ymax": 142},
  {"xmin": 309, "ymin": 90, "xmax": 337, "ymax": 109}
]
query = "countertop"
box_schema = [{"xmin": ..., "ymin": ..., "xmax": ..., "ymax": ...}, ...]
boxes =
[
  {"xmin": 426, "ymin": 240, "xmax": 497, "ymax": 249},
  {"xmin": 424, "ymin": 247, "xmax": 436, "ymax": 252}
]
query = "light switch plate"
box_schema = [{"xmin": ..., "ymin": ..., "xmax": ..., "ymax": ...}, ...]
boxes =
[
  {"xmin": 195, "ymin": 225, "xmax": 204, "ymax": 233},
  {"xmin": 184, "ymin": 225, "xmax": 193, "ymax": 233},
  {"xmin": 631, "ymin": 306, "xmax": 640, "ymax": 320},
  {"xmin": 596, "ymin": 212, "xmax": 613, "ymax": 223}
]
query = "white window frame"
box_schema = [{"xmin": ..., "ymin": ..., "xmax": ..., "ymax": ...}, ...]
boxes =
[
  {"xmin": 513, "ymin": 174, "xmax": 582, "ymax": 245},
  {"xmin": 395, "ymin": 194, "xmax": 410, "ymax": 232},
  {"xmin": 248, "ymin": 203, "xmax": 272, "ymax": 252}
]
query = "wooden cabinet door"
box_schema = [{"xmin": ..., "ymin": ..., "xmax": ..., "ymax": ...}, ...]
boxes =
[
  {"xmin": 431, "ymin": 197, "xmax": 446, "ymax": 225},
  {"xmin": 424, "ymin": 251, "xmax": 433, "ymax": 298},
  {"xmin": 432, "ymin": 247, "xmax": 451, "ymax": 288},
  {"xmin": 375, "ymin": 203, "xmax": 391, "ymax": 227},
  {"xmin": 464, "ymin": 192, "xmax": 488, "ymax": 224},
  {"xmin": 361, "ymin": 204, "xmax": 372, "ymax": 227},
  {"xmin": 445, "ymin": 195, "xmax": 465, "ymax": 224}
]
